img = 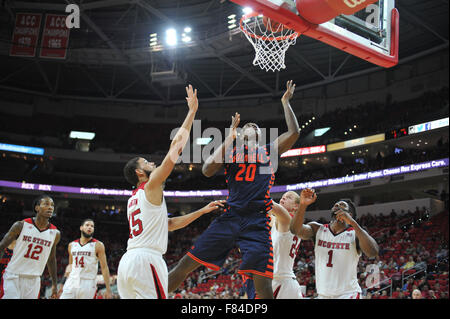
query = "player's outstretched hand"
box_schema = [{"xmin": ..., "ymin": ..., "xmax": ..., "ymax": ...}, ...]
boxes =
[
  {"xmin": 228, "ymin": 112, "xmax": 241, "ymax": 140},
  {"xmin": 185, "ymin": 84, "xmax": 198, "ymax": 113},
  {"xmin": 281, "ymin": 80, "xmax": 295, "ymax": 103},
  {"xmin": 300, "ymin": 188, "xmax": 317, "ymax": 206},
  {"xmin": 201, "ymin": 200, "xmax": 226, "ymax": 214}
]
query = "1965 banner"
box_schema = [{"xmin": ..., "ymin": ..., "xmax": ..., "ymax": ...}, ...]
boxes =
[
  {"xmin": 9, "ymin": 13, "xmax": 42, "ymax": 57},
  {"xmin": 39, "ymin": 14, "xmax": 70, "ymax": 59}
]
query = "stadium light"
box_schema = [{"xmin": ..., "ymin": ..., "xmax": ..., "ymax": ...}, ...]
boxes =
[
  {"xmin": 228, "ymin": 13, "xmax": 237, "ymax": 29},
  {"xmin": 242, "ymin": 7, "xmax": 253, "ymax": 14},
  {"xmin": 69, "ymin": 131, "xmax": 95, "ymax": 140},
  {"xmin": 195, "ymin": 137, "xmax": 212, "ymax": 145},
  {"xmin": 165, "ymin": 28, "xmax": 177, "ymax": 46},
  {"xmin": 182, "ymin": 27, "xmax": 192, "ymax": 43},
  {"xmin": 149, "ymin": 33, "xmax": 158, "ymax": 46},
  {"xmin": 314, "ymin": 127, "xmax": 330, "ymax": 137}
]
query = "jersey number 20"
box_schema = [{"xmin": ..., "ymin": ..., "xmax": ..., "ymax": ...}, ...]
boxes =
[{"xmin": 235, "ymin": 164, "xmax": 256, "ymax": 182}]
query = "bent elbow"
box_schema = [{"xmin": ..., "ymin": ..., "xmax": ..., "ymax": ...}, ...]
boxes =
[
  {"xmin": 366, "ymin": 248, "xmax": 379, "ymax": 259},
  {"xmin": 202, "ymin": 165, "xmax": 212, "ymax": 178},
  {"xmin": 289, "ymin": 224, "xmax": 298, "ymax": 236}
]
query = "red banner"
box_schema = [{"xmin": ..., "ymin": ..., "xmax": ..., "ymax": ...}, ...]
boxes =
[
  {"xmin": 39, "ymin": 14, "xmax": 70, "ymax": 59},
  {"xmin": 9, "ymin": 13, "xmax": 42, "ymax": 57}
]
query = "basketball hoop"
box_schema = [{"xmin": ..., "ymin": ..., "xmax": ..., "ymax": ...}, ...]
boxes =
[{"xmin": 240, "ymin": 12, "xmax": 299, "ymax": 72}]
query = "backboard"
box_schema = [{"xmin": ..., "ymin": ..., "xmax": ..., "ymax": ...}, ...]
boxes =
[{"xmin": 230, "ymin": 0, "xmax": 399, "ymax": 68}]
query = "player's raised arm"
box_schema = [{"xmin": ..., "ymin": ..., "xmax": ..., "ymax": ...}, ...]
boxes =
[
  {"xmin": 274, "ymin": 80, "xmax": 300, "ymax": 155},
  {"xmin": 146, "ymin": 85, "xmax": 198, "ymax": 191},
  {"xmin": 202, "ymin": 112, "xmax": 240, "ymax": 178},
  {"xmin": 270, "ymin": 202, "xmax": 292, "ymax": 233},
  {"xmin": 290, "ymin": 188, "xmax": 320, "ymax": 240}
]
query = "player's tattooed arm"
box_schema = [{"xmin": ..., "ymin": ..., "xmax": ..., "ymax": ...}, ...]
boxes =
[
  {"xmin": 0, "ymin": 221, "xmax": 23, "ymax": 259},
  {"xmin": 274, "ymin": 80, "xmax": 300, "ymax": 155},
  {"xmin": 202, "ymin": 112, "xmax": 240, "ymax": 178},
  {"xmin": 334, "ymin": 210, "xmax": 379, "ymax": 257}
]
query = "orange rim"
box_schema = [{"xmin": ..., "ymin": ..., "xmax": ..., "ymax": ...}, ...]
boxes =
[{"xmin": 240, "ymin": 12, "xmax": 299, "ymax": 41}]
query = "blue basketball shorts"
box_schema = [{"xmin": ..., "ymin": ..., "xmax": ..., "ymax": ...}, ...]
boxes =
[{"xmin": 187, "ymin": 204, "xmax": 274, "ymax": 279}]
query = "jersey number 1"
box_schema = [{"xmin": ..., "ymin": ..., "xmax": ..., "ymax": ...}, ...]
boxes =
[{"xmin": 326, "ymin": 250, "xmax": 333, "ymax": 267}]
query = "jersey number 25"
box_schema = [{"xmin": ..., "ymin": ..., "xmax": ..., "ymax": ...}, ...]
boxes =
[{"xmin": 129, "ymin": 209, "xmax": 143, "ymax": 238}]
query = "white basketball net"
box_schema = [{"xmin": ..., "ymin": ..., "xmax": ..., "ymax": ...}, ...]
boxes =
[{"xmin": 241, "ymin": 15, "xmax": 299, "ymax": 72}]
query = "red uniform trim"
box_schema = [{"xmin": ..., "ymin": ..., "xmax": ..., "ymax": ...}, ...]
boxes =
[
  {"xmin": 76, "ymin": 238, "xmax": 97, "ymax": 247},
  {"xmin": 0, "ymin": 275, "xmax": 4, "ymax": 299},
  {"xmin": 24, "ymin": 218, "xmax": 57, "ymax": 233},
  {"xmin": 150, "ymin": 264, "xmax": 166, "ymax": 299},
  {"xmin": 132, "ymin": 181, "xmax": 147, "ymax": 196},
  {"xmin": 273, "ymin": 285, "xmax": 281, "ymax": 299},
  {"xmin": 237, "ymin": 269, "xmax": 273, "ymax": 279},
  {"xmin": 186, "ymin": 252, "xmax": 220, "ymax": 271}
]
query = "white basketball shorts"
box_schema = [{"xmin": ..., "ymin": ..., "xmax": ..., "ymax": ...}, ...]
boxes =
[{"xmin": 117, "ymin": 248, "xmax": 168, "ymax": 299}]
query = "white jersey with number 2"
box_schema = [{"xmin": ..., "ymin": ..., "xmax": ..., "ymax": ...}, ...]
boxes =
[
  {"xmin": 271, "ymin": 217, "xmax": 303, "ymax": 299},
  {"xmin": 314, "ymin": 224, "xmax": 361, "ymax": 298}
]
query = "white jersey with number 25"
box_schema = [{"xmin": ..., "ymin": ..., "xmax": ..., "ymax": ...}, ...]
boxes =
[{"xmin": 126, "ymin": 182, "xmax": 168, "ymax": 254}]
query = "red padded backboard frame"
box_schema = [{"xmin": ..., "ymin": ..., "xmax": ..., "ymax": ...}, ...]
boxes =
[{"xmin": 230, "ymin": 0, "xmax": 399, "ymax": 68}]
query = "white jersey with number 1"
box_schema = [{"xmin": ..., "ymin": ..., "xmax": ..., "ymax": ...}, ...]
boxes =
[{"xmin": 314, "ymin": 224, "xmax": 361, "ymax": 298}]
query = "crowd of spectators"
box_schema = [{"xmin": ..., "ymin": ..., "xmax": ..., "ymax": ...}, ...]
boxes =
[{"xmin": 0, "ymin": 88, "xmax": 447, "ymax": 155}]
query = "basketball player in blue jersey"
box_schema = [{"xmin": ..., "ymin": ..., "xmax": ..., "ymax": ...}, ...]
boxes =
[{"xmin": 168, "ymin": 80, "xmax": 300, "ymax": 299}]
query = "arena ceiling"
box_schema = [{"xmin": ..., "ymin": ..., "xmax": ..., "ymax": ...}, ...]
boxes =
[{"xmin": 0, "ymin": 0, "xmax": 448, "ymax": 105}]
